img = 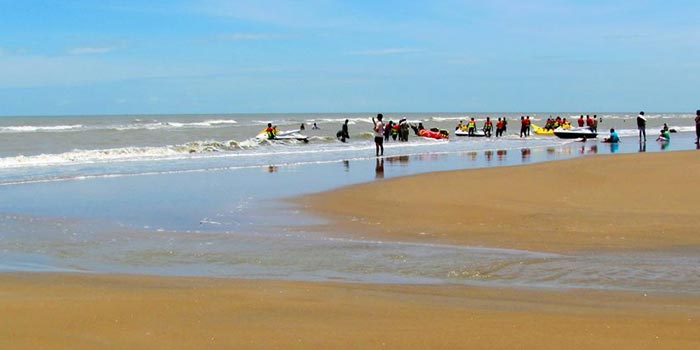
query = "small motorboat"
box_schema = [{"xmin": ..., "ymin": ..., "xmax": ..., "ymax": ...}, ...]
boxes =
[
  {"xmin": 454, "ymin": 129, "xmax": 487, "ymax": 137},
  {"xmin": 553, "ymin": 127, "xmax": 597, "ymax": 139},
  {"xmin": 256, "ymin": 129, "xmax": 309, "ymax": 142}
]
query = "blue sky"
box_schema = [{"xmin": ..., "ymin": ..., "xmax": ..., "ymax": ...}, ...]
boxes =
[{"xmin": 1, "ymin": 0, "xmax": 699, "ymax": 115}]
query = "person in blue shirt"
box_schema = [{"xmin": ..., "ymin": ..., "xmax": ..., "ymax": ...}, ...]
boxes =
[{"xmin": 604, "ymin": 128, "xmax": 620, "ymax": 143}]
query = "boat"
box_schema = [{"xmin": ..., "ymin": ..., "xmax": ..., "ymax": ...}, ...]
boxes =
[
  {"xmin": 256, "ymin": 129, "xmax": 309, "ymax": 142},
  {"xmin": 531, "ymin": 123, "xmax": 571, "ymax": 135},
  {"xmin": 553, "ymin": 127, "xmax": 597, "ymax": 139},
  {"xmin": 454, "ymin": 129, "xmax": 487, "ymax": 137},
  {"xmin": 418, "ymin": 128, "xmax": 449, "ymax": 140}
]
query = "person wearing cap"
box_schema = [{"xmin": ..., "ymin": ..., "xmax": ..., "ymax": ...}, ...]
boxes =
[{"xmin": 637, "ymin": 111, "xmax": 647, "ymax": 142}]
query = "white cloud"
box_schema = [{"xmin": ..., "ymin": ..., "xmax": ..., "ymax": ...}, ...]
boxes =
[
  {"xmin": 68, "ymin": 46, "xmax": 119, "ymax": 55},
  {"xmin": 346, "ymin": 48, "xmax": 423, "ymax": 56}
]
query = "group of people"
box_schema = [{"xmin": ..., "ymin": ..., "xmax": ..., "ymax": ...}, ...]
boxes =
[
  {"xmin": 519, "ymin": 116, "xmax": 531, "ymax": 137},
  {"xmin": 636, "ymin": 111, "xmax": 671, "ymax": 143},
  {"xmin": 543, "ymin": 116, "xmax": 572, "ymax": 130},
  {"xmin": 577, "ymin": 115, "xmax": 599, "ymax": 132},
  {"xmin": 455, "ymin": 117, "xmax": 508, "ymax": 137},
  {"xmin": 364, "ymin": 110, "xmax": 700, "ymax": 157},
  {"xmin": 382, "ymin": 118, "xmax": 410, "ymax": 142}
]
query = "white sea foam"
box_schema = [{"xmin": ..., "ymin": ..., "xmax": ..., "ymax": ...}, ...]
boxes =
[{"xmin": 0, "ymin": 124, "xmax": 84, "ymax": 133}]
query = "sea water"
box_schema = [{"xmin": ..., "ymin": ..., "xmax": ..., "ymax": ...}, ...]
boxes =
[{"xmin": 1, "ymin": 112, "xmax": 698, "ymax": 294}]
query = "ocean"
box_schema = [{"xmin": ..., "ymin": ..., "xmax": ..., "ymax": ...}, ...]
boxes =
[{"xmin": 1, "ymin": 112, "xmax": 699, "ymax": 294}]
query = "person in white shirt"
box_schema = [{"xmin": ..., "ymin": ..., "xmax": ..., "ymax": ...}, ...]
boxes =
[{"xmin": 372, "ymin": 114, "xmax": 385, "ymax": 157}]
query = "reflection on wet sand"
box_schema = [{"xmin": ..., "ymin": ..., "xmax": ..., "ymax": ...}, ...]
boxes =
[
  {"xmin": 579, "ymin": 144, "xmax": 598, "ymax": 155},
  {"xmin": 375, "ymin": 158, "xmax": 384, "ymax": 179},
  {"xmin": 414, "ymin": 153, "xmax": 446, "ymax": 162},
  {"xmin": 384, "ymin": 155, "xmax": 409, "ymax": 165},
  {"xmin": 484, "ymin": 150, "xmax": 493, "ymax": 162},
  {"xmin": 497, "ymin": 149, "xmax": 507, "ymax": 161},
  {"xmin": 521, "ymin": 148, "xmax": 531, "ymax": 161}
]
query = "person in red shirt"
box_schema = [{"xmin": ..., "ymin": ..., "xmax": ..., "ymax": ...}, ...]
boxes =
[
  {"xmin": 520, "ymin": 116, "xmax": 528, "ymax": 138},
  {"xmin": 577, "ymin": 115, "xmax": 585, "ymax": 127},
  {"xmin": 586, "ymin": 115, "xmax": 593, "ymax": 128},
  {"xmin": 496, "ymin": 118, "xmax": 504, "ymax": 137},
  {"xmin": 525, "ymin": 116, "xmax": 531, "ymax": 136}
]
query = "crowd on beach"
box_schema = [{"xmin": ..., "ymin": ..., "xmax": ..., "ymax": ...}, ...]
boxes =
[{"xmin": 286, "ymin": 110, "xmax": 700, "ymax": 157}]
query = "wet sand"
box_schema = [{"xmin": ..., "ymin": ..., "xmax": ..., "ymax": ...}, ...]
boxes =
[
  {"xmin": 4, "ymin": 150, "xmax": 700, "ymax": 349},
  {"xmin": 302, "ymin": 150, "xmax": 700, "ymax": 252},
  {"xmin": 1, "ymin": 273, "xmax": 699, "ymax": 349}
]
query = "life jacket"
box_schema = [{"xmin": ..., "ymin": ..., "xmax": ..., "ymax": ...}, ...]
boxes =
[
  {"xmin": 496, "ymin": 121, "xmax": 503, "ymax": 129},
  {"xmin": 484, "ymin": 121, "xmax": 492, "ymax": 130},
  {"xmin": 467, "ymin": 121, "xmax": 476, "ymax": 129}
]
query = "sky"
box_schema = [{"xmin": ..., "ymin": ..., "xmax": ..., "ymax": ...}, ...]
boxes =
[{"xmin": 0, "ymin": 0, "xmax": 699, "ymax": 116}]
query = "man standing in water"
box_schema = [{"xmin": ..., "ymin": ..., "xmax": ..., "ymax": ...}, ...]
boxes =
[
  {"xmin": 372, "ymin": 114, "xmax": 385, "ymax": 157},
  {"xmin": 338, "ymin": 119, "xmax": 350, "ymax": 142},
  {"xmin": 637, "ymin": 111, "xmax": 647, "ymax": 142}
]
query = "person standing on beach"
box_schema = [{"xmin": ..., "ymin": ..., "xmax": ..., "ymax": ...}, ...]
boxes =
[
  {"xmin": 695, "ymin": 110, "xmax": 700, "ymax": 144},
  {"xmin": 372, "ymin": 114, "xmax": 385, "ymax": 156},
  {"xmin": 637, "ymin": 111, "xmax": 647, "ymax": 142}
]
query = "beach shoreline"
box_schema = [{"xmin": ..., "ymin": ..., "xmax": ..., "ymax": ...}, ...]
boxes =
[
  {"xmin": 3, "ymin": 149, "xmax": 700, "ymax": 349},
  {"xmin": 300, "ymin": 150, "xmax": 700, "ymax": 253}
]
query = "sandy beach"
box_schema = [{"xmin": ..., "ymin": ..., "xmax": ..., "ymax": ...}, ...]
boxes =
[
  {"xmin": 1, "ymin": 273, "xmax": 699, "ymax": 349},
  {"xmin": 302, "ymin": 150, "xmax": 700, "ymax": 252},
  {"xmin": 3, "ymin": 150, "xmax": 700, "ymax": 349}
]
